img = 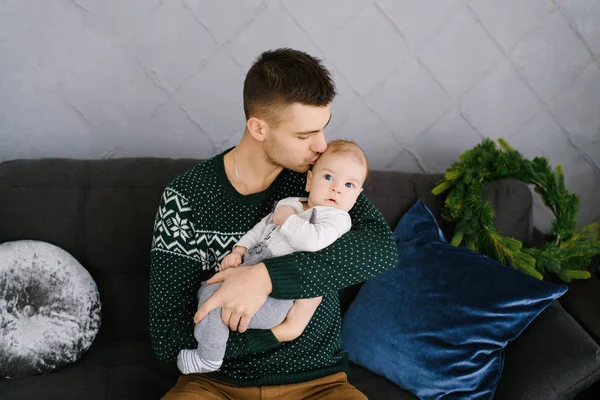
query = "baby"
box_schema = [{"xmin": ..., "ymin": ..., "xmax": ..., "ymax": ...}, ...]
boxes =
[{"xmin": 177, "ymin": 140, "xmax": 369, "ymax": 374}]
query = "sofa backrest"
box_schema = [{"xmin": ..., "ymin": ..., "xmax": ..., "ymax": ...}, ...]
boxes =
[{"xmin": 0, "ymin": 158, "xmax": 533, "ymax": 341}]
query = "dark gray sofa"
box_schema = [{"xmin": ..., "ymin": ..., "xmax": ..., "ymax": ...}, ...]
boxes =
[{"xmin": 1, "ymin": 157, "xmax": 599, "ymax": 400}]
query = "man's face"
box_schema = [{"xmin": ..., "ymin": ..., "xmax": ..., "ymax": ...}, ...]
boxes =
[
  {"xmin": 305, "ymin": 152, "xmax": 365, "ymax": 212},
  {"xmin": 262, "ymin": 103, "xmax": 331, "ymax": 173}
]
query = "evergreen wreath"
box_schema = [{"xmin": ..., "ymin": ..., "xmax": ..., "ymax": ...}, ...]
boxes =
[{"xmin": 432, "ymin": 138, "xmax": 600, "ymax": 282}]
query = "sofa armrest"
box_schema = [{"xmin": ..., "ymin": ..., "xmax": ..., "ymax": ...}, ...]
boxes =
[
  {"xmin": 560, "ymin": 274, "xmax": 600, "ymax": 346},
  {"xmin": 495, "ymin": 302, "xmax": 600, "ymax": 400}
]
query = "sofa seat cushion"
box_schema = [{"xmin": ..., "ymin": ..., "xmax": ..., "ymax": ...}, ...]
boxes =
[
  {"xmin": 0, "ymin": 364, "xmax": 176, "ymax": 400},
  {"xmin": 0, "ymin": 364, "xmax": 109, "ymax": 400},
  {"xmin": 349, "ymin": 363, "xmax": 418, "ymax": 399},
  {"xmin": 0, "ymin": 340, "xmax": 417, "ymax": 400},
  {"xmin": 0, "ymin": 339, "xmax": 178, "ymax": 400},
  {"xmin": 1, "ymin": 314, "xmax": 599, "ymax": 400},
  {"xmin": 496, "ymin": 302, "xmax": 600, "ymax": 399}
]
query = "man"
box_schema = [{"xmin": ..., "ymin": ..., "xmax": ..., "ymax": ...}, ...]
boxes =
[{"xmin": 150, "ymin": 48, "xmax": 398, "ymax": 399}]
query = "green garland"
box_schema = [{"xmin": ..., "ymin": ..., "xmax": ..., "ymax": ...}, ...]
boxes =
[{"xmin": 432, "ymin": 138, "xmax": 600, "ymax": 282}]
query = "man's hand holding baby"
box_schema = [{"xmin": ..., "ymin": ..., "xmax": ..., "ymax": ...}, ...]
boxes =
[{"xmin": 273, "ymin": 205, "xmax": 296, "ymax": 226}]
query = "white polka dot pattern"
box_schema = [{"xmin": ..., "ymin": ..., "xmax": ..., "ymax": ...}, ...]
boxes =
[{"xmin": 149, "ymin": 152, "xmax": 398, "ymax": 386}]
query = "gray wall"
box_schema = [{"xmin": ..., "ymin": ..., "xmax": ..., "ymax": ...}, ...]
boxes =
[{"xmin": 1, "ymin": 0, "xmax": 599, "ymax": 230}]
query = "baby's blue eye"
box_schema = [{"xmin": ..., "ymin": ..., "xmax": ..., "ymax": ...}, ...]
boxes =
[
  {"xmin": 345, "ymin": 182, "xmax": 354, "ymax": 188},
  {"xmin": 324, "ymin": 174, "xmax": 333, "ymax": 181}
]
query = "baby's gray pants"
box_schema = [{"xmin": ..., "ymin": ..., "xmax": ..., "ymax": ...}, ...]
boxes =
[{"xmin": 193, "ymin": 243, "xmax": 294, "ymax": 361}]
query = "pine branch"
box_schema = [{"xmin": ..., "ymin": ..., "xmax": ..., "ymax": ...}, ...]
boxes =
[{"xmin": 433, "ymin": 138, "xmax": 600, "ymax": 282}]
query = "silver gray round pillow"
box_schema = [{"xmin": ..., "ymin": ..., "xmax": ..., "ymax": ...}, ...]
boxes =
[{"xmin": 0, "ymin": 240, "xmax": 101, "ymax": 378}]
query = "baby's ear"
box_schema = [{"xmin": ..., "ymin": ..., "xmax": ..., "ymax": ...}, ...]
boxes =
[{"xmin": 305, "ymin": 170, "xmax": 313, "ymax": 192}]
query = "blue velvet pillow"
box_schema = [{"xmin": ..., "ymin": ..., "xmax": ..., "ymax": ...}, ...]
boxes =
[{"xmin": 342, "ymin": 200, "xmax": 567, "ymax": 400}]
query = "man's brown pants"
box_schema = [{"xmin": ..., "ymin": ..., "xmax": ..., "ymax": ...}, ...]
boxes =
[{"xmin": 161, "ymin": 371, "xmax": 368, "ymax": 399}]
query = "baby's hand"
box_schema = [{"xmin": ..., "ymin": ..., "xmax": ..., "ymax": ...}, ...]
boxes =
[
  {"xmin": 219, "ymin": 253, "xmax": 242, "ymax": 271},
  {"xmin": 271, "ymin": 296, "xmax": 322, "ymax": 341},
  {"xmin": 273, "ymin": 205, "xmax": 296, "ymax": 226},
  {"xmin": 193, "ymin": 307, "xmax": 206, "ymax": 324}
]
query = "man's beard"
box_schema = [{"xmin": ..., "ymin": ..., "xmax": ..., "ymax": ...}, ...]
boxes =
[
  {"xmin": 265, "ymin": 142, "xmax": 311, "ymax": 173},
  {"xmin": 266, "ymin": 152, "xmax": 310, "ymax": 173}
]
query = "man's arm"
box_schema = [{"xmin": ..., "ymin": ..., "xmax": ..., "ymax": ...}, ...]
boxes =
[
  {"xmin": 263, "ymin": 193, "xmax": 398, "ymax": 299},
  {"xmin": 149, "ymin": 186, "xmax": 290, "ymax": 361},
  {"xmin": 149, "ymin": 186, "xmax": 205, "ymax": 361}
]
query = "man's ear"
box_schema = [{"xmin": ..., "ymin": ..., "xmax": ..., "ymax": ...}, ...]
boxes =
[
  {"xmin": 246, "ymin": 117, "xmax": 267, "ymax": 142},
  {"xmin": 305, "ymin": 170, "xmax": 313, "ymax": 192}
]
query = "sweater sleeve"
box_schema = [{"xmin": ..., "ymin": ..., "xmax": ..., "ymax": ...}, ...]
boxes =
[
  {"xmin": 262, "ymin": 193, "xmax": 398, "ymax": 299},
  {"xmin": 279, "ymin": 209, "xmax": 351, "ymax": 252},
  {"xmin": 149, "ymin": 186, "xmax": 281, "ymax": 362},
  {"xmin": 149, "ymin": 186, "xmax": 204, "ymax": 361}
]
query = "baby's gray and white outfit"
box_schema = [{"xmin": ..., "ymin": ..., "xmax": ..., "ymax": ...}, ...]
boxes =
[{"xmin": 177, "ymin": 197, "xmax": 351, "ymax": 374}]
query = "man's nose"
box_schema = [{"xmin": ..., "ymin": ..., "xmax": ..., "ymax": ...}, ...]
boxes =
[{"xmin": 311, "ymin": 132, "xmax": 327, "ymax": 154}]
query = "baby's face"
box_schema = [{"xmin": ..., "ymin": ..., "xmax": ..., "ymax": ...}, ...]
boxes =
[{"xmin": 305, "ymin": 152, "xmax": 366, "ymax": 212}]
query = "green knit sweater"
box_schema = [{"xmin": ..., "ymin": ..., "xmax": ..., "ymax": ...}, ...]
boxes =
[{"xmin": 149, "ymin": 149, "xmax": 398, "ymax": 386}]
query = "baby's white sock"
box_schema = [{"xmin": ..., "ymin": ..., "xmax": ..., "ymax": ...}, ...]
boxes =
[{"xmin": 177, "ymin": 349, "xmax": 223, "ymax": 374}]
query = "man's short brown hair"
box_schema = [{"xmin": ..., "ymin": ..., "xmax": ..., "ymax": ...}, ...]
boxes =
[{"xmin": 243, "ymin": 48, "xmax": 336, "ymax": 127}]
